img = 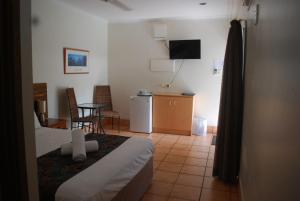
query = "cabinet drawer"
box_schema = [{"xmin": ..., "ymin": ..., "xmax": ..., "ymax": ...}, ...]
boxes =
[
  {"xmin": 153, "ymin": 95, "xmax": 194, "ymax": 135},
  {"xmin": 171, "ymin": 97, "xmax": 193, "ymax": 131},
  {"xmin": 153, "ymin": 96, "xmax": 172, "ymax": 129}
]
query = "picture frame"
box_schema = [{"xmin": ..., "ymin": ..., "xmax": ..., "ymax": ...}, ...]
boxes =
[{"xmin": 64, "ymin": 48, "xmax": 89, "ymax": 74}]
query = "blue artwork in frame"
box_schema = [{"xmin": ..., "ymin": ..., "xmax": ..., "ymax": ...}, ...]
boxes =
[
  {"xmin": 68, "ymin": 54, "xmax": 87, "ymax": 67},
  {"xmin": 64, "ymin": 48, "xmax": 89, "ymax": 74}
]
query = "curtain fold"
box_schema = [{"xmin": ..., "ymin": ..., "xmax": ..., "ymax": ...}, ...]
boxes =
[{"xmin": 213, "ymin": 20, "xmax": 244, "ymax": 184}]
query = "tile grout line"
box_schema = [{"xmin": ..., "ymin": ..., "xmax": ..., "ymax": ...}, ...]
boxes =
[
  {"xmin": 156, "ymin": 136, "xmax": 195, "ymax": 200},
  {"xmin": 169, "ymin": 136, "xmax": 193, "ymax": 200},
  {"xmin": 147, "ymin": 134, "xmax": 215, "ymax": 201},
  {"xmin": 157, "ymin": 135, "xmax": 177, "ymax": 199},
  {"xmin": 196, "ymin": 135, "xmax": 213, "ymax": 201},
  {"xmin": 116, "ymin": 132, "xmax": 236, "ymax": 201},
  {"xmin": 168, "ymin": 136, "xmax": 179, "ymax": 199}
]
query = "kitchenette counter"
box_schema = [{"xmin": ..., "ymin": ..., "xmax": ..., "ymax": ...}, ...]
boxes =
[
  {"xmin": 152, "ymin": 93, "xmax": 194, "ymax": 135},
  {"xmin": 153, "ymin": 92, "xmax": 195, "ymax": 98}
]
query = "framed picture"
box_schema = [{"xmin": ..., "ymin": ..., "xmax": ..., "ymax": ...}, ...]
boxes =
[{"xmin": 64, "ymin": 48, "xmax": 89, "ymax": 74}]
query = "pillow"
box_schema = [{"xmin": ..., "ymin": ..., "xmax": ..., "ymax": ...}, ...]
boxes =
[{"xmin": 34, "ymin": 112, "xmax": 42, "ymax": 128}]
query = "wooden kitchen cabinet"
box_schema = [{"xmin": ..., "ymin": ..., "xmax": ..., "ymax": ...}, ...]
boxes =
[{"xmin": 153, "ymin": 93, "xmax": 194, "ymax": 135}]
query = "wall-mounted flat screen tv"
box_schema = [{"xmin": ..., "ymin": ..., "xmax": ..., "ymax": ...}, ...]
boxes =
[{"xmin": 169, "ymin": 40, "xmax": 201, "ymax": 59}]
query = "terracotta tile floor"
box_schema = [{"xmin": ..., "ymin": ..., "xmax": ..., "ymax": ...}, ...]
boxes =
[{"xmin": 104, "ymin": 127, "xmax": 241, "ymax": 201}]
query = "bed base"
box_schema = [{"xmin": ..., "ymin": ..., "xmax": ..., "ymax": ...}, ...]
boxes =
[{"xmin": 112, "ymin": 157, "xmax": 153, "ymax": 201}]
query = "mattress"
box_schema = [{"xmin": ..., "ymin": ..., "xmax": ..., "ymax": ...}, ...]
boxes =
[
  {"xmin": 35, "ymin": 127, "xmax": 154, "ymax": 201},
  {"xmin": 35, "ymin": 127, "xmax": 72, "ymax": 157}
]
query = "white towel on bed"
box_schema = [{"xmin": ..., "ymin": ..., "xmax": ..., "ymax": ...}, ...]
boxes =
[
  {"xmin": 61, "ymin": 141, "xmax": 99, "ymax": 155},
  {"xmin": 72, "ymin": 129, "xmax": 86, "ymax": 162}
]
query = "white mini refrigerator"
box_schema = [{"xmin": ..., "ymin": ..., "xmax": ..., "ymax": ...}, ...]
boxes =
[{"xmin": 130, "ymin": 96, "xmax": 152, "ymax": 133}]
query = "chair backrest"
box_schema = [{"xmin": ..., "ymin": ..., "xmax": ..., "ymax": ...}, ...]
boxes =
[
  {"xmin": 94, "ymin": 85, "xmax": 113, "ymax": 111},
  {"xmin": 66, "ymin": 88, "xmax": 79, "ymax": 120}
]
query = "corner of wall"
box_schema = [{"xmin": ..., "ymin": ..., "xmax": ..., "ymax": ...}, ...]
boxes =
[
  {"xmin": 21, "ymin": 0, "xmax": 39, "ymax": 200},
  {"xmin": 239, "ymin": 177, "xmax": 245, "ymax": 201}
]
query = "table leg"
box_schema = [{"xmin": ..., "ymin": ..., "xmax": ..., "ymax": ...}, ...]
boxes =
[
  {"xmin": 81, "ymin": 109, "xmax": 85, "ymax": 129},
  {"xmin": 90, "ymin": 108, "xmax": 95, "ymax": 133}
]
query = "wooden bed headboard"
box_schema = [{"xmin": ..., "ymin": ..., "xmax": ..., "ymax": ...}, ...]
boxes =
[{"xmin": 33, "ymin": 83, "xmax": 48, "ymax": 119}]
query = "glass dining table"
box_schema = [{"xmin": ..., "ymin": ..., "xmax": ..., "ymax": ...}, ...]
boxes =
[{"xmin": 77, "ymin": 103, "xmax": 107, "ymax": 134}]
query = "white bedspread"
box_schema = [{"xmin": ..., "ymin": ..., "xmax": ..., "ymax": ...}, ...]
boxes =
[
  {"xmin": 55, "ymin": 136, "xmax": 154, "ymax": 201},
  {"xmin": 35, "ymin": 127, "xmax": 72, "ymax": 157},
  {"xmin": 35, "ymin": 127, "xmax": 154, "ymax": 201}
]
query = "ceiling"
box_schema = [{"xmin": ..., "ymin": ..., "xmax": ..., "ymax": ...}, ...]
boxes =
[{"xmin": 60, "ymin": 0, "xmax": 243, "ymax": 22}]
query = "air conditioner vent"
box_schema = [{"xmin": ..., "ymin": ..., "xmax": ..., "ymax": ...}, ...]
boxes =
[{"xmin": 243, "ymin": 0, "xmax": 253, "ymax": 6}]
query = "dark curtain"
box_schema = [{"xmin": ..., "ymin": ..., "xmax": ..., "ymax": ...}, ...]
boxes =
[
  {"xmin": 1, "ymin": 0, "xmax": 29, "ymax": 200},
  {"xmin": 213, "ymin": 20, "xmax": 244, "ymax": 184}
]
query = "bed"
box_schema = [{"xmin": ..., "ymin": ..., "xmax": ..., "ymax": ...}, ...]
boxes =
[{"xmin": 35, "ymin": 126, "xmax": 154, "ymax": 201}]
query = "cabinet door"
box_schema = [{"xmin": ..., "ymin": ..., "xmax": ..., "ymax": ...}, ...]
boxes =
[
  {"xmin": 153, "ymin": 96, "xmax": 172, "ymax": 129},
  {"xmin": 171, "ymin": 97, "xmax": 193, "ymax": 131}
]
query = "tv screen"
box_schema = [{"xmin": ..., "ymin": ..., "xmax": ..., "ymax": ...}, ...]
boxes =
[{"xmin": 169, "ymin": 40, "xmax": 201, "ymax": 59}]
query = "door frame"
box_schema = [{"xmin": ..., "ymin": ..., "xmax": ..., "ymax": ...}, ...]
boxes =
[{"xmin": 1, "ymin": 0, "xmax": 39, "ymax": 200}]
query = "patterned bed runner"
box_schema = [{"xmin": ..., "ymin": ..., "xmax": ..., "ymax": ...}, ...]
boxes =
[{"xmin": 38, "ymin": 133, "xmax": 129, "ymax": 201}]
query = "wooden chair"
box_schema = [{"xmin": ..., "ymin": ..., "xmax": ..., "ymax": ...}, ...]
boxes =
[
  {"xmin": 66, "ymin": 88, "xmax": 98, "ymax": 133},
  {"xmin": 94, "ymin": 85, "xmax": 120, "ymax": 132}
]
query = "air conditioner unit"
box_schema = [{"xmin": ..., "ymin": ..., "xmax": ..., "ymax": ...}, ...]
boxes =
[
  {"xmin": 243, "ymin": 0, "xmax": 253, "ymax": 6},
  {"xmin": 153, "ymin": 23, "xmax": 167, "ymax": 40}
]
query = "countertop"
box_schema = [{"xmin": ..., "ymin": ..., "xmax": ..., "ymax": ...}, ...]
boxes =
[{"xmin": 153, "ymin": 92, "xmax": 195, "ymax": 97}]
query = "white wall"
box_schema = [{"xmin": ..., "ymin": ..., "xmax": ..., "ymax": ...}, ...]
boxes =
[
  {"xmin": 240, "ymin": 0, "xmax": 300, "ymax": 201},
  {"xmin": 108, "ymin": 19, "xmax": 228, "ymax": 125},
  {"xmin": 32, "ymin": 0, "xmax": 108, "ymax": 120}
]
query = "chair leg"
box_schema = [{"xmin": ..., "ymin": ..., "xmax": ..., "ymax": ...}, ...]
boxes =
[
  {"xmin": 99, "ymin": 119, "xmax": 105, "ymax": 135},
  {"xmin": 98, "ymin": 120, "xmax": 101, "ymax": 134},
  {"xmin": 96, "ymin": 121, "xmax": 99, "ymax": 134},
  {"xmin": 92, "ymin": 122, "xmax": 94, "ymax": 133},
  {"xmin": 112, "ymin": 117, "xmax": 114, "ymax": 129}
]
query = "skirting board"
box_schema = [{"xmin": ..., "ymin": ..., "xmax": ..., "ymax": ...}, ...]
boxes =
[
  {"xmin": 102, "ymin": 118, "xmax": 129, "ymax": 127},
  {"xmin": 102, "ymin": 119, "xmax": 217, "ymax": 135},
  {"xmin": 207, "ymin": 126, "xmax": 218, "ymax": 134},
  {"xmin": 153, "ymin": 127, "xmax": 191, "ymax": 136}
]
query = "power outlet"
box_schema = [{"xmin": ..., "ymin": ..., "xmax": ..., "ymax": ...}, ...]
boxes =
[{"xmin": 160, "ymin": 83, "xmax": 172, "ymax": 88}]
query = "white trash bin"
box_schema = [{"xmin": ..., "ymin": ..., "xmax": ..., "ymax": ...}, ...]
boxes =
[{"xmin": 192, "ymin": 117, "xmax": 207, "ymax": 136}]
